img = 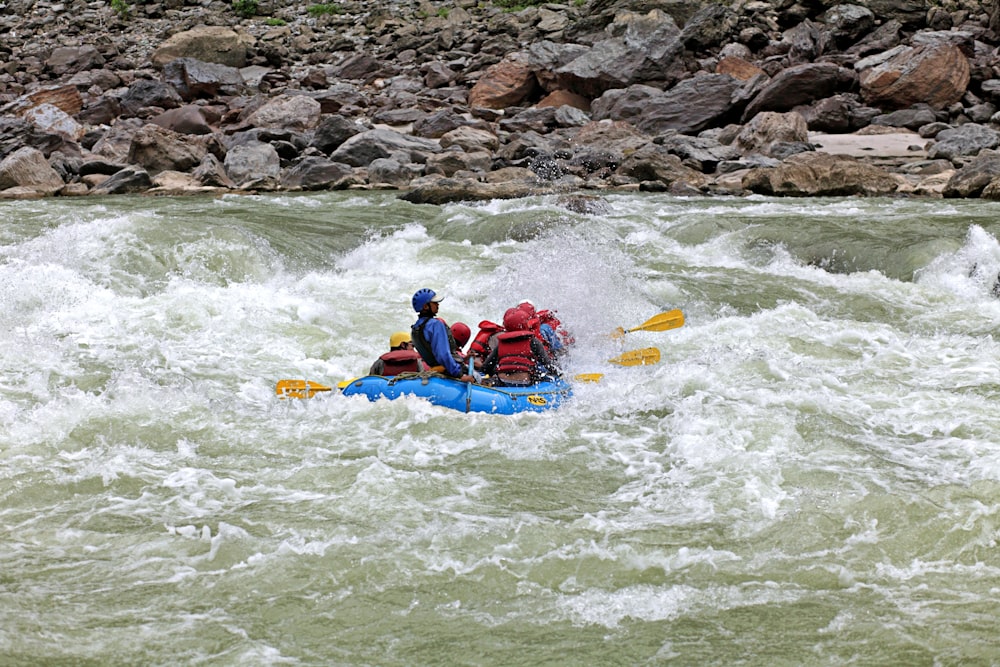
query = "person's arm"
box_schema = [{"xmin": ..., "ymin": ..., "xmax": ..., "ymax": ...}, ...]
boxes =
[
  {"xmin": 427, "ymin": 319, "xmax": 464, "ymax": 377},
  {"xmin": 481, "ymin": 347, "xmax": 499, "ymax": 376},
  {"xmin": 369, "ymin": 359, "xmax": 384, "ymax": 376}
]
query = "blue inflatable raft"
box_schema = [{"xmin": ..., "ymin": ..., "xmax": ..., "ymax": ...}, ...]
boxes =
[{"xmin": 340, "ymin": 373, "xmax": 572, "ymax": 414}]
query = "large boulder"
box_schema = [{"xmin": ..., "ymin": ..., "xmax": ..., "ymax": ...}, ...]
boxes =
[
  {"xmin": 736, "ymin": 111, "xmax": 810, "ymax": 157},
  {"xmin": 0, "ymin": 147, "xmax": 65, "ymax": 193},
  {"xmin": 21, "ymin": 103, "xmax": 85, "ymax": 142},
  {"xmin": 820, "ymin": 4, "xmax": 876, "ymax": 48},
  {"xmin": 244, "ymin": 94, "xmax": 322, "ymax": 132},
  {"xmin": 45, "ymin": 45, "xmax": 105, "ymax": 77},
  {"xmin": 468, "ymin": 56, "xmax": 541, "ymax": 109},
  {"xmin": 90, "ymin": 166, "xmax": 152, "ymax": 195},
  {"xmin": 149, "ymin": 106, "xmax": 213, "ymax": 136},
  {"xmin": 224, "ymin": 142, "xmax": 281, "ymax": 186},
  {"xmin": 943, "ymin": 150, "xmax": 1000, "ymax": 198},
  {"xmin": 617, "ymin": 143, "xmax": 709, "ymax": 188},
  {"xmin": 2, "ymin": 85, "xmax": 83, "ymax": 117},
  {"xmin": 859, "ymin": 43, "xmax": 970, "ymax": 110},
  {"xmin": 280, "ymin": 157, "xmax": 354, "ymax": 190},
  {"xmin": 439, "ymin": 127, "xmax": 501, "ymax": 153},
  {"xmin": 328, "ymin": 128, "xmax": 439, "ymax": 167},
  {"xmin": 152, "ymin": 26, "xmax": 253, "ymax": 69},
  {"xmin": 120, "ymin": 80, "xmax": 183, "ymax": 117},
  {"xmin": 553, "ymin": 9, "xmax": 686, "ymax": 98},
  {"xmin": 591, "ymin": 84, "xmax": 663, "ymax": 123},
  {"xmin": 126, "ymin": 124, "xmax": 208, "ymax": 175},
  {"xmin": 927, "ymin": 123, "xmax": 1000, "ymax": 161},
  {"xmin": 743, "ymin": 63, "xmax": 857, "ymax": 120},
  {"xmin": 309, "ymin": 114, "xmax": 365, "ymax": 154},
  {"xmin": 742, "ymin": 152, "xmax": 899, "ymax": 196},
  {"xmin": 636, "ymin": 74, "xmax": 747, "ymax": 135},
  {"xmin": 399, "ymin": 177, "xmax": 564, "ymax": 205},
  {"xmin": 162, "ymin": 58, "xmax": 246, "ymax": 101}
]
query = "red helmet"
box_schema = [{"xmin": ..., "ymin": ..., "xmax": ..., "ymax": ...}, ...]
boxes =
[
  {"xmin": 503, "ymin": 307, "xmax": 530, "ymax": 331},
  {"xmin": 451, "ymin": 321, "xmax": 471, "ymax": 346},
  {"xmin": 517, "ymin": 301, "xmax": 536, "ymax": 317}
]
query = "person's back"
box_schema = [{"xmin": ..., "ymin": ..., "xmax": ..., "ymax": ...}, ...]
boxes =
[
  {"xmin": 369, "ymin": 331, "xmax": 425, "ymax": 376},
  {"xmin": 482, "ymin": 308, "xmax": 559, "ymax": 386}
]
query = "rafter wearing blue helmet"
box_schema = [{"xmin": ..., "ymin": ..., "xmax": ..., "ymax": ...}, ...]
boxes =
[{"xmin": 410, "ymin": 289, "xmax": 474, "ymax": 382}]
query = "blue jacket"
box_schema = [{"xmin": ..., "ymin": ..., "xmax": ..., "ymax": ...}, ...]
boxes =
[
  {"xmin": 539, "ymin": 323, "xmax": 563, "ymax": 352},
  {"xmin": 412, "ymin": 316, "xmax": 464, "ymax": 377}
]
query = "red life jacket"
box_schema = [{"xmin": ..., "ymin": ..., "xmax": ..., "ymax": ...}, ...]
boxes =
[
  {"xmin": 379, "ymin": 349, "xmax": 423, "ymax": 376},
  {"xmin": 495, "ymin": 330, "xmax": 536, "ymax": 374},
  {"xmin": 469, "ymin": 320, "xmax": 503, "ymax": 358}
]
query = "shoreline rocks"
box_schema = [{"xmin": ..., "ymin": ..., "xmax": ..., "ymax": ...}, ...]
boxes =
[{"xmin": 4, "ymin": 0, "xmax": 1000, "ymax": 202}]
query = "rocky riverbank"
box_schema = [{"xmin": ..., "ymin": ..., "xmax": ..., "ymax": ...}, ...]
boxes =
[{"xmin": 4, "ymin": 0, "xmax": 1000, "ymax": 203}]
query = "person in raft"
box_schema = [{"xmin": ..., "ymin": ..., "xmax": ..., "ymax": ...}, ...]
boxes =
[
  {"xmin": 467, "ymin": 318, "xmax": 504, "ymax": 370},
  {"xmin": 410, "ymin": 288, "xmax": 475, "ymax": 382},
  {"xmin": 368, "ymin": 331, "xmax": 428, "ymax": 377},
  {"xmin": 481, "ymin": 307, "xmax": 560, "ymax": 386},
  {"xmin": 451, "ymin": 321, "xmax": 471, "ymax": 355}
]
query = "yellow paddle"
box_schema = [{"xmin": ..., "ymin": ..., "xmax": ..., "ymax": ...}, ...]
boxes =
[
  {"xmin": 609, "ymin": 347, "xmax": 661, "ymax": 366},
  {"xmin": 275, "ymin": 379, "xmax": 332, "ymax": 399},
  {"xmin": 610, "ymin": 309, "xmax": 684, "ymax": 339}
]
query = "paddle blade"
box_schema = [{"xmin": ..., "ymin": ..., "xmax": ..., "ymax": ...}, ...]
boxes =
[
  {"xmin": 608, "ymin": 310, "xmax": 685, "ymax": 338},
  {"xmin": 574, "ymin": 373, "xmax": 604, "ymax": 383},
  {"xmin": 609, "ymin": 347, "xmax": 661, "ymax": 366},
  {"xmin": 276, "ymin": 379, "xmax": 333, "ymax": 399},
  {"xmin": 629, "ymin": 309, "xmax": 684, "ymax": 334}
]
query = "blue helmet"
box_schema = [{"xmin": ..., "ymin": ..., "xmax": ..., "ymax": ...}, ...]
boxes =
[{"xmin": 412, "ymin": 288, "xmax": 441, "ymax": 312}]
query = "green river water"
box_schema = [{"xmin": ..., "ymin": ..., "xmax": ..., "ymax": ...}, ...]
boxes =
[{"xmin": 2, "ymin": 192, "xmax": 1000, "ymax": 665}]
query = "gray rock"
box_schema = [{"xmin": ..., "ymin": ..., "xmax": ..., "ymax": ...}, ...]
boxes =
[
  {"xmin": 329, "ymin": 128, "xmax": 439, "ymax": 167},
  {"xmin": 943, "ymin": 149, "xmax": 1000, "ymax": 197},
  {"xmin": 224, "ymin": 142, "xmax": 281, "ymax": 186},
  {"xmin": 280, "ymin": 156, "xmax": 354, "ymax": 190},
  {"xmin": 928, "ymin": 123, "xmax": 1000, "ymax": 160},
  {"xmin": 0, "ymin": 146, "xmax": 65, "ymax": 192},
  {"xmin": 163, "ymin": 58, "xmax": 246, "ymax": 101},
  {"xmin": 90, "ymin": 166, "xmax": 152, "ymax": 195}
]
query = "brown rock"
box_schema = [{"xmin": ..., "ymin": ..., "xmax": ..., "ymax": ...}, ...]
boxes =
[
  {"xmin": 59, "ymin": 183, "xmax": 90, "ymax": 196},
  {"xmin": 468, "ymin": 58, "xmax": 541, "ymax": 110},
  {"xmin": 0, "ymin": 186, "xmax": 48, "ymax": 200},
  {"xmin": 742, "ymin": 152, "xmax": 899, "ymax": 196},
  {"xmin": 536, "ymin": 90, "xmax": 591, "ymax": 112},
  {"xmin": 736, "ymin": 111, "xmax": 809, "ymax": 156},
  {"xmin": 617, "ymin": 143, "xmax": 709, "ymax": 189},
  {"xmin": 126, "ymin": 124, "xmax": 208, "ymax": 175},
  {"xmin": 2, "ymin": 85, "xmax": 83, "ymax": 116},
  {"xmin": 400, "ymin": 177, "xmax": 563, "ymax": 205},
  {"xmin": 439, "ymin": 127, "xmax": 501, "ymax": 153},
  {"xmin": 716, "ymin": 56, "xmax": 766, "ymax": 81},
  {"xmin": 859, "ymin": 43, "xmax": 970, "ymax": 110},
  {"xmin": 150, "ymin": 106, "xmax": 213, "ymax": 135},
  {"xmin": 152, "ymin": 27, "xmax": 253, "ymax": 69}
]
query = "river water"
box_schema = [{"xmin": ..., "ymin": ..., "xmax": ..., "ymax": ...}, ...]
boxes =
[{"xmin": 3, "ymin": 191, "xmax": 1000, "ymax": 665}]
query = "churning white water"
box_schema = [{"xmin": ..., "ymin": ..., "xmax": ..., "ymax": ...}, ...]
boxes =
[{"xmin": 3, "ymin": 192, "xmax": 1000, "ymax": 665}]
